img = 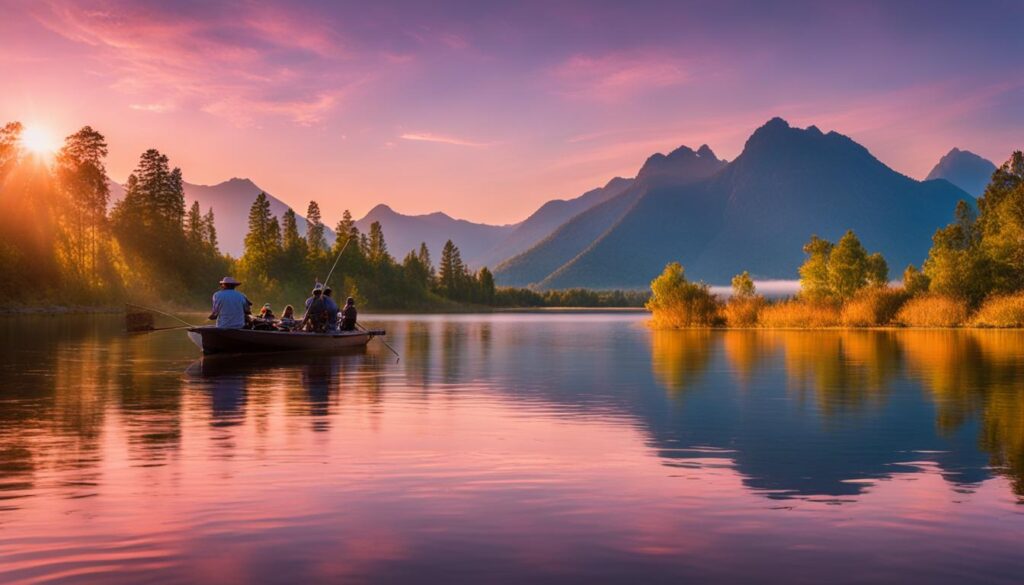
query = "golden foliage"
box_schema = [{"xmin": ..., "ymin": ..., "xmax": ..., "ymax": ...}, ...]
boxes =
[
  {"xmin": 971, "ymin": 293, "xmax": 1024, "ymax": 328},
  {"xmin": 894, "ymin": 295, "xmax": 969, "ymax": 327},
  {"xmin": 758, "ymin": 299, "xmax": 841, "ymax": 328},
  {"xmin": 723, "ymin": 295, "xmax": 766, "ymax": 327},
  {"xmin": 839, "ymin": 287, "xmax": 908, "ymax": 327}
]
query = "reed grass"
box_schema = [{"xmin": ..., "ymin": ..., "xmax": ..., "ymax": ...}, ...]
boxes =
[
  {"xmin": 894, "ymin": 295, "xmax": 969, "ymax": 327},
  {"xmin": 971, "ymin": 293, "xmax": 1024, "ymax": 327},
  {"xmin": 723, "ymin": 296, "xmax": 767, "ymax": 327},
  {"xmin": 839, "ymin": 287, "xmax": 909, "ymax": 327},
  {"xmin": 758, "ymin": 299, "xmax": 841, "ymax": 328}
]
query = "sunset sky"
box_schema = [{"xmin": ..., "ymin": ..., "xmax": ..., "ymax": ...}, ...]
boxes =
[{"xmin": 2, "ymin": 0, "xmax": 1021, "ymax": 225}]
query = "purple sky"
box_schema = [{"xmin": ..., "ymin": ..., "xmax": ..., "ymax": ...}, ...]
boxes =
[{"xmin": 1, "ymin": 0, "xmax": 1021, "ymax": 224}]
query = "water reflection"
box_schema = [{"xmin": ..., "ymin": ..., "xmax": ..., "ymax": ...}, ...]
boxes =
[{"xmin": 1, "ymin": 315, "xmax": 1024, "ymax": 583}]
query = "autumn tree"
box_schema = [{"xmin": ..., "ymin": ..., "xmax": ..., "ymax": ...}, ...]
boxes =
[
  {"xmin": 798, "ymin": 235, "xmax": 834, "ymax": 300},
  {"xmin": 731, "ymin": 271, "xmax": 756, "ymax": 298}
]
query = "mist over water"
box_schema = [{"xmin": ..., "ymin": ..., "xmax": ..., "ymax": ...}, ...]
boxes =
[{"xmin": 1, "ymin": 314, "xmax": 1023, "ymax": 584}]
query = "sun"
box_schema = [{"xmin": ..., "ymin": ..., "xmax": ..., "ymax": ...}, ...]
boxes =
[{"xmin": 21, "ymin": 125, "xmax": 61, "ymax": 156}]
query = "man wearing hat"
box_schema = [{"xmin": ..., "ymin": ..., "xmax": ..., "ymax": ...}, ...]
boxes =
[{"xmin": 209, "ymin": 277, "xmax": 252, "ymax": 329}]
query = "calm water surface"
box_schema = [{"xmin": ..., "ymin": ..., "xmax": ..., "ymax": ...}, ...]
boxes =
[{"xmin": 1, "ymin": 313, "xmax": 1023, "ymax": 584}]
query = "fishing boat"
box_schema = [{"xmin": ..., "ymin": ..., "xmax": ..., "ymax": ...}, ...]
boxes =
[{"xmin": 186, "ymin": 326, "xmax": 386, "ymax": 355}]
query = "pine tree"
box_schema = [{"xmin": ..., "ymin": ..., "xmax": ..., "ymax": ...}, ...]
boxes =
[
  {"xmin": 55, "ymin": 126, "xmax": 109, "ymax": 281},
  {"xmin": 242, "ymin": 192, "xmax": 281, "ymax": 277},
  {"xmin": 305, "ymin": 200, "xmax": 326, "ymax": 254},
  {"xmin": 438, "ymin": 240, "xmax": 467, "ymax": 299},
  {"xmin": 476, "ymin": 267, "xmax": 495, "ymax": 304},
  {"xmin": 203, "ymin": 208, "xmax": 219, "ymax": 252},
  {"xmin": 186, "ymin": 201, "xmax": 204, "ymax": 246},
  {"xmin": 367, "ymin": 221, "xmax": 391, "ymax": 264},
  {"xmin": 282, "ymin": 208, "xmax": 304, "ymax": 252},
  {"xmin": 417, "ymin": 242, "xmax": 435, "ymax": 280}
]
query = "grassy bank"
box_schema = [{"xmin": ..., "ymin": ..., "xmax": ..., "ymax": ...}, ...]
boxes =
[{"xmin": 648, "ymin": 289, "xmax": 1024, "ymax": 329}]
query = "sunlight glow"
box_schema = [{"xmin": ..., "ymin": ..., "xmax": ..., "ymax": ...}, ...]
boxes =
[{"xmin": 21, "ymin": 125, "xmax": 61, "ymax": 156}]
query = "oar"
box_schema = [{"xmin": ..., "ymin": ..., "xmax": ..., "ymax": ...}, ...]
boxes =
[{"xmin": 357, "ymin": 321, "xmax": 400, "ymax": 363}]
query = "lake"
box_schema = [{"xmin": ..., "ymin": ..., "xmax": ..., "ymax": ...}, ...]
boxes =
[{"xmin": 1, "ymin": 313, "xmax": 1023, "ymax": 584}]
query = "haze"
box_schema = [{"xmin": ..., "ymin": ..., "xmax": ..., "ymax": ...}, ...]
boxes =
[{"xmin": 1, "ymin": 0, "xmax": 1021, "ymax": 224}]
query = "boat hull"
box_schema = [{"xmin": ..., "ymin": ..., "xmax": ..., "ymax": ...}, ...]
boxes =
[{"xmin": 187, "ymin": 326, "xmax": 384, "ymax": 355}]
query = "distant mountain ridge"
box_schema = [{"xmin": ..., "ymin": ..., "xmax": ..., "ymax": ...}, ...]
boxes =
[
  {"xmin": 925, "ymin": 147, "xmax": 996, "ymax": 197},
  {"xmin": 494, "ymin": 143, "xmax": 728, "ymax": 287},
  {"xmin": 354, "ymin": 204, "xmax": 515, "ymax": 267},
  {"xmin": 499, "ymin": 118, "xmax": 971, "ymax": 289}
]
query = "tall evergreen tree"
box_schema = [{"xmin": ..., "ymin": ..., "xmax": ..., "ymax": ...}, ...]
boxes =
[
  {"xmin": 241, "ymin": 192, "xmax": 282, "ymax": 277},
  {"xmin": 476, "ymin": 267, "xmax": 496, "ymax": 304},
  {"xmin": 203, "ymin": 208, "xmax": 219, "ymax": 252},
  {"xmin": 367, "ymin": 221, "xmax": 391, "ymax": 264},
  {"xmin": 186, "ymin": 201, "xmax": 204, "ymax": 246},
  {"xmin": 438, "ymin": 240, "xmax": 467, "ymax": 299},
  {"xmin": 55, "ymin": 126, "xmax": 109, "ymax": 281},
  {"xmin": 305, "ymin": 200, "xmax": 326, "ymax": 254}
]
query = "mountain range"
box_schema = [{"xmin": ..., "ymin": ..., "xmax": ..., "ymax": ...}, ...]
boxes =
[
  {"xmin": 110, "ymin": 118, "xmax": 995, "ymax": 288},
  {"xmin": 925, "ymin": 147, "xmax": 997, "ymax": 197},
  {"xmin": 498, "ymin": 118, "xmax": 974, "ymax": 288}
]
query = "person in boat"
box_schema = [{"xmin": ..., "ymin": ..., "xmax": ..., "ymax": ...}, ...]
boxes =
[
  {"xmin": 323, "ymin": 287, "xmax": 340, "ymax": 332},
  {"xmin": 252, "ymin": 303, "xmax": 276, "ymax": 330},
  {"xmin": 209, "ymin": 276, "xmax": 251, "ymax": 329},
  {"xmin": 340, "ymin": 297, "xmax": 358, "ymax": 331},
  {"xmin": 300, "ymin": 284, "xmax": 330, "ymax": 333},
  {"xmin": 277, "ymin": 304, "xmax": 298, "ymax": 330}
]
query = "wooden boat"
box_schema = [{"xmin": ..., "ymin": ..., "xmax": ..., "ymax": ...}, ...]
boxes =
[{"xmin": 187, "ymin": 326, "xmax": 386, "ymax": 355}]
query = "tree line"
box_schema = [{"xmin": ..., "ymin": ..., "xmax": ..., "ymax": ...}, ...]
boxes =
[{"xmin": 0, "ymin": 119, "xmax": 643, "ymax": 311}]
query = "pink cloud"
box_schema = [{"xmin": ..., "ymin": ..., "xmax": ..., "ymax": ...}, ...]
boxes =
[
  {"xmin": 400, "ymin": 132, "xmax": 492, "ymax": 147},
  {"xmin": 550, "ymin": 51, "xmax": 690, "ymax": 101},
  {"xmin": 30, "ymin": 1, "xmax": 369, "ymax": 126}
]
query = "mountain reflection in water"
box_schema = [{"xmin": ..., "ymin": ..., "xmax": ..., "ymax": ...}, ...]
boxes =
[{"xmin": 0, "ymin": 314, "xmax": 1023, "ymax": 584}]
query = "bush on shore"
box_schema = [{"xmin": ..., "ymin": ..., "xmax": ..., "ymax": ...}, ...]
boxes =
[
  {"xmin": 839, "ymin": 287, "xmax": 909, "ymax": 327},
  {"xmin": 647, "ymin": 263, "xmax": 723, "ymax": 328},
  {"xmin": 894, "ymin": 295, "xmax": 969, "ymax": 327},
  {"xmin": 758, "ymin": 299, "xmax": 841, "ymax": 328},
  {"xmin": 971, "ymin": 293, "xmax": 1024, "ymax": 327},
  {"xmin": 723, "ymin": 295, "xmax": 767, "ymax": 327}
]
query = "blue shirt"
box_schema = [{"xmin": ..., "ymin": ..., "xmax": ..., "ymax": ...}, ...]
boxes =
[
  {"xmin": 323, "ymin": 296, "xmax": 340, "ymax": 327},
  {"xmin": 212, "ymin": 289, "xmax": 250, "ymax": 329}
]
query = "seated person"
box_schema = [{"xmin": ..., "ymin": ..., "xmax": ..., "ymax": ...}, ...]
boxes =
[
  {"xmin": 252, "ymin": 303, "xmax": 276, "ymax": 330},
  {"xmin": 277, "ymin": 305, "xmax": 298, "ymax": 330},
  {"xmin": 323, "ymin": 287, "xmax": 340, "ymax": 332},
  {"xmin": 340, "ymin": 297, "xmax": 358, "ymax": 331},
  {"xmin": 300, "ymin": 284, "xmax": 330, "ymax": 333}
]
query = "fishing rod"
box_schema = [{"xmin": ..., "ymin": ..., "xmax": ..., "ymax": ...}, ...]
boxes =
[
  {"xmin": 322, "ymin": 235, "xmax": 353, "ymax": 290},
  {"xmin": 358, "ymin": 322, "xmax": 400, "ymax": 363},
  {"xmin": 125, "ymin": 303, "xmax": 196, "ymax": 328}
]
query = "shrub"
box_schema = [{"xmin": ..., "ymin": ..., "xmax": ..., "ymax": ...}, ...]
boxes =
[
  {"xmin": 647, "ymin": 262, "xmax": 723, "ymax": 328},
  {"xmin": 971, "ymin": 293, "xmax": 1024, "ymax": 327},
  {"xmin": 839, "ymin": 287, "xmax": 909, "ymax": 327},
  {"xmin": 758, "ymin": 299, "xmax": 841, "ymax": 328},
  {"xmin": 724, "ymin": 295, "xmax": 767, "ymax": 327},
  {"xmin": 894, "ymin": 295, "xmax": 969, "ymax": 327}
]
